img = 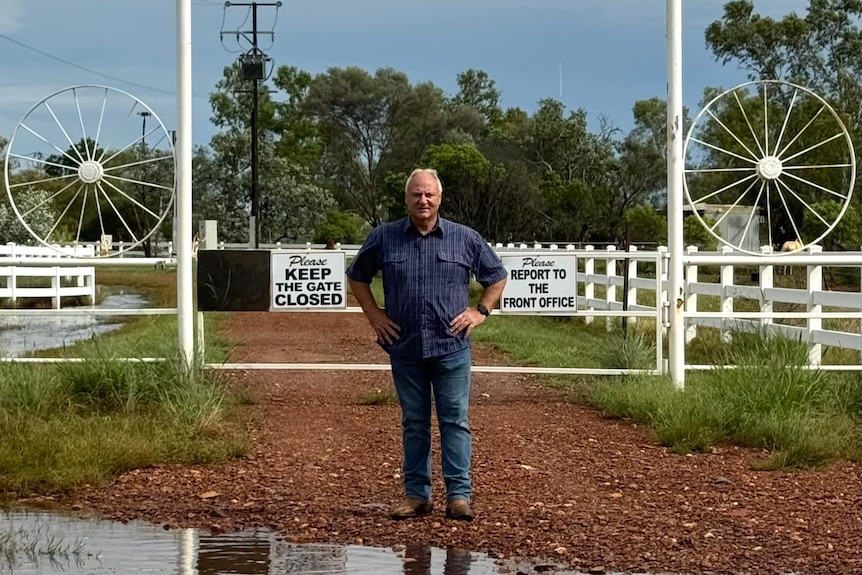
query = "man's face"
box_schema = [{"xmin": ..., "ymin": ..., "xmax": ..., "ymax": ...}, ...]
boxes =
[{"xmin": 405, "ymin": 173, "xmax": 441, "ymax": 224}]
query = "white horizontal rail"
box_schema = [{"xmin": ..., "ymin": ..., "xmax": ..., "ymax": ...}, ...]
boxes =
[
  {"xmin": 684, "ymin": 253, "xmax": 862, "ymax": 266},
  {"xmin": 204, "ymin": 362, "xmax": 660, "ymax": 375},
  {"xmin": 0, "ymin": 308, "xmax": 177, "ymax": 316},
  {"xmin": 0, "ymin": 257, "xmax": 176, "ymax": 267},
  {"xmin": 687, "ymin": 363, "xmax": 862, "ymax": 371},
  {"xmin": 0, "ymin": 357, "xmax": 168, "ymax": 363}
]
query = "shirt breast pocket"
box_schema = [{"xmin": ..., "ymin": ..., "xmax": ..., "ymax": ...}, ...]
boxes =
[
  {"xmin": 382, "ymin": 252, "xmax": 410, "ymax": 284},
  {"xmin": 437, "ymin": 250, "xmax": 471, "ymax": 286}
]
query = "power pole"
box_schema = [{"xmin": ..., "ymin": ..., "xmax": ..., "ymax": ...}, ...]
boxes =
[
  {"xmin": 138, "ymin": 110, "xmax": 152, "ymax": 256},
  {"xmin": 221, "ymin": 1, "xmax": 281, "ymax": 249}
]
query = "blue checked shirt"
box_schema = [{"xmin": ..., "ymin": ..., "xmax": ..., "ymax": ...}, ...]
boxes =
[{"xmin": 347, "ymin": 217, "xmax": 508, "ymax": 359}]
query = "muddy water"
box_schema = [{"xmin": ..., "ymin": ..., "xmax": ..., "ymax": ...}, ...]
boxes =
[
  {"xmin": 0, "ymin": 291, "xmax": 146, "ymax": 357},
  {"xmin": 0, "ymin": 509, "xmax": 590, "ymax": 575}
]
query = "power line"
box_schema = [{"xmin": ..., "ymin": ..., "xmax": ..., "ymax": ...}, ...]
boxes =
[{"xmin": 0, "ymin": 32, "xmax": 209, "ymax": 99}]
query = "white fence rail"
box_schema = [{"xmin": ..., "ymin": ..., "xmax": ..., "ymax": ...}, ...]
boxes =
[
  {"xmin": 5, "ymin": 238, "xmax": 859, "ymax": 370},
  {"xmin": 0, "ymin": 244, "xmax": 96, "ymax": 308},
  {"xmin": 203, "ymin": 241, "xmax": 861, "ymax": 362},
  {"xmin": 570, "ymin": 245, "xmax": 861, "ymax": 366}
]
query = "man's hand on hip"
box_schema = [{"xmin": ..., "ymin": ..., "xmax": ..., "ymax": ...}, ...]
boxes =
[
  {"xmin": 450, "ymin": 307, "xmax": 485, "ymax": 336},
  {"xmin": 368, "ymin": 308, "xmax": 400, "ymax": 344}
]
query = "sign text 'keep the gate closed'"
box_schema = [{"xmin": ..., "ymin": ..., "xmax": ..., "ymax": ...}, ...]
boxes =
[{"xmin": 271, "ymin": 251, "xmax": 346, "ymax": 310}]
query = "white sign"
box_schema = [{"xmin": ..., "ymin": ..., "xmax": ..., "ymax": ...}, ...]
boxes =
[
  {"xmin": 271, "ymin": 251, "xmax": 346, "ymax": 310},
  {"xmin": 500, "ymin": 254, "xmax": 577, "ymax": 313}
]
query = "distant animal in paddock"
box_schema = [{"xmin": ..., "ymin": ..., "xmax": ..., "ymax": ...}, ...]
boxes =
[
  {"xmin": 780, "ymin": 239, "xmax": 803, "ymax": 253},
  {"xmin": 779, "ymin": 239, "xmax": 803, "ymax": 275}
]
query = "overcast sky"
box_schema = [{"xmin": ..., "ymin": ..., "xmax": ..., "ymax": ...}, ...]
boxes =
[{"xmin": 0, "ymin": 0, "xmax": 810, "ymax": 149}]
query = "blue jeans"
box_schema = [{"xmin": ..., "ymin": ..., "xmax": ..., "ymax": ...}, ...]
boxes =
[{"xmin": 389, "ymin": 347, "xmax": 472, "ymax": 502}]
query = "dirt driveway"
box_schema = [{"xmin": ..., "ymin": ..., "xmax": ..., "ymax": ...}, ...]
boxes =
[{"xmin": 66, "ymin": 310, "xmax": 861, "ymax": 575}]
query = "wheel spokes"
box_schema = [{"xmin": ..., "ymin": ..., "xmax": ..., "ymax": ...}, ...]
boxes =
[
  {"xmin": 103, "ymin": 154, "xmax": 174, "ymax": 173},
  {"xmin": 704, "ymin": 108, "xmax": 760, "ymax": 161},
  {"xmin": 72, "ymin": 87, "xmax": 92, "ymax": 160},
  {"xmin": 689, "ymin": 137, "xmax": 758, "ymax": 165},
  {"xmin": 692, "ymin": 172, "xmax": 758, "ymax": 205},
  {"xmin": 97, "ymin": 181, "xmax": 141, "ymax": 244},
  {"xmin": 3, "ymin": 85, "xmax": 176, "ymax": 256},
  {"xmin": 683, "ymin": 80, "xmax": 855, "ymax": 254},
  {"xmin": 773, "ymin": 88, "xmax": 799, "ymax": 157},
  {"xmin": 19, "ymin": 123, "xmax": 81, "ymax": 167},
  {"xmin": 733, "ymin": 89, "xmax": 766, "ymax": 157},
  {"xmin": 780, "ymin": 132, "xmax": 845, "ymax": 164},
  {"xmin": 45, "ymin": 184, "xmax": 84, "ymax": 244},
  {"xmin": 100, "ymin": 177, "xmax": 162, "ymax": 220},
  {"xmin": 19, "ymin": 178, "xmax": 79, "ymax": 219}
]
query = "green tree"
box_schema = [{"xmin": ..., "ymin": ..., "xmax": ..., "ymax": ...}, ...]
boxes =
[
  {"xmin": 302, "ymin": 67, "xmax": 449, "ymax": 226},
  {"xmin": 451, "ymin": 69, "xmax": 502, "ymax": 130},
  {"xmin": 313, "ymin": 210, "xmax": 366, "ymax": 245},
  {"xmin": 606, "ymin": 98, "xmax": 675, "ymax": 243},
  {"xmin": 419, "ymin": 142, "xmax": 489, "ymax": 229},
  {"xmin": 523, "ymin": 99, "xmax": 616, "ymax": 242},
  {"xmin": 802, "ymin": 199, "xmax": 860, "ymax": 250},
  {"xmin": 257, "ymin": 147, "xmax": 334, "ymax": 244},
  {"xmin": 271, "ymin": 65, "xmax": 324, "ymax": 171},
  {"xmin": 684, "ymin": 215, "xmax": 720, "ymax": 251},
  {"xmin": 199, "ymin": 62, "xmax": 333, "ymax": 243},
  {"xmin": 623, "ymin": 205, "xmax": 667, "ymax": 246},
  {"xmin": 706, "ymin": 0, "xmax": 862, "ymax": 134},
  {"xmin": 0, "ymin": 187, "xmax": 57, "ymax": 245}
]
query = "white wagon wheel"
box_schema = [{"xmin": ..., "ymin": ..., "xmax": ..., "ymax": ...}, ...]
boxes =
[
  {"xmin": 3, "ymin": 85, "xmax": 175, "ymax": 257},
  {"xmin": 683, "ymin": 79, "xmax": 855, "ymax": 255}
]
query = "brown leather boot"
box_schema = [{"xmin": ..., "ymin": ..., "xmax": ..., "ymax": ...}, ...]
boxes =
[
  {"xmin": 390, "ymin": 497, "xmax": 433, "ymax": 520},
  {"xmin": 445, "ymin": 499, "xmax": 474, "ymax": 521}
]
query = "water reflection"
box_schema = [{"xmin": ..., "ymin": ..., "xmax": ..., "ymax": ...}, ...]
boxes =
[
  {"xmin": 0, "ymin": 291, "xmax": 146, "ymax": 357},
  {"xmin": 0, "ymin": 510, "xmax": 518, "ymax": 575}
]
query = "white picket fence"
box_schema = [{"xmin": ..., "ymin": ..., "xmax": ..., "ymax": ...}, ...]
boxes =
[
  {"xmin": 0, "ymin": 243, "xmax": 97, "ymax": 308},
  {"xmin": 569, "ymin": 244, "xmax": 862, "ymax": 365},
  {"xmin": 223, "ymin": 240, "xmax": 860, "ymax": 361}
]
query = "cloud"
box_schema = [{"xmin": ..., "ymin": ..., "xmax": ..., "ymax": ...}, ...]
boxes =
[{"xmin": 0, "ymin": 0, "xmax": 24, "ymax": 33}]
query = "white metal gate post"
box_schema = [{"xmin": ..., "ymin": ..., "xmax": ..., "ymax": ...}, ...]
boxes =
[
  {"xmin": 176, "ymin": 0, "xmax": 195, "ymax": 369},
  {"xmin": 666, "ymin": 0, "xmax": 685, "ymax": 388}
]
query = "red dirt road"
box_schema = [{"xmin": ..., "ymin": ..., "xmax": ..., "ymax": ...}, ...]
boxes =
[{"xmin": 64, "ymin": 310, "xmax": 861, "ymax": 575}]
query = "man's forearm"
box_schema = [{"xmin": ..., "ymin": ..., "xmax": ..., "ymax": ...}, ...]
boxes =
[
  {"xmin": 348, "ymin": 278, "xmax": 380, "ymax": 317},
  {"xmin": 478, "ymin": 278, "xmax": 507, "ymax": 310}
]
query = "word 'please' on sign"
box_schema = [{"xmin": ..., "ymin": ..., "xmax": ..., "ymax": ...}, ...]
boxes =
[
  {"xmin": 499, "ymin": 254, "xmax": 577, "ymax": 314},
  {"xmin": 271, "ymin": 252, "xmax": 346, "ymax": 310}
]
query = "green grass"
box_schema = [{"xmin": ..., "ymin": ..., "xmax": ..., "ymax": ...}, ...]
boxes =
[
  {"xmin": 474, "ymin": 305, "xmax": 858, "ymax": 469},
  {"xmin": 0, "ymin": 351, "xmax": 248, "ymax": 494},
  {"xmin": 0, "ymin": 268, "xmax": 247, "ymax": 496},
  {"xmin": 358, "ymin": 387, "xmax": 398, "ymax": 405},
  {"xmin": 583, "ymin": 332, "xmax": 860, "ymax": 469}
]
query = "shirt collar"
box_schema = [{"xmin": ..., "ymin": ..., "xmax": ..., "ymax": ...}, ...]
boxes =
[{"xmin": 403, "ymin": 216, "xmax": 448, "ymax": 237}]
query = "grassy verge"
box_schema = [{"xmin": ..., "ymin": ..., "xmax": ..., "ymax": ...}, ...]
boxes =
[
  {"xmin": 473, "ymin": 312, "xmax": 860, "ymax": 469},
  {"xmin": 0, "ymin": 268, "xmax": 249, "ymax": 496}
]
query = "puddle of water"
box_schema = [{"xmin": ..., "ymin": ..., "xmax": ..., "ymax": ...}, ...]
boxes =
[
  {"xmin": 0, "ymin": 509, "xmax": 601, "ymax": 575},
  {"xmin": 0, "ymin": 291, "xmax": 147, "ymax": 357}
]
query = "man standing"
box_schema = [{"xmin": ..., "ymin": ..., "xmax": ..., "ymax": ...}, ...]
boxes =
[{"xmin": 346, "ymin": 168, "xmax": 507, "ymax": 521}]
